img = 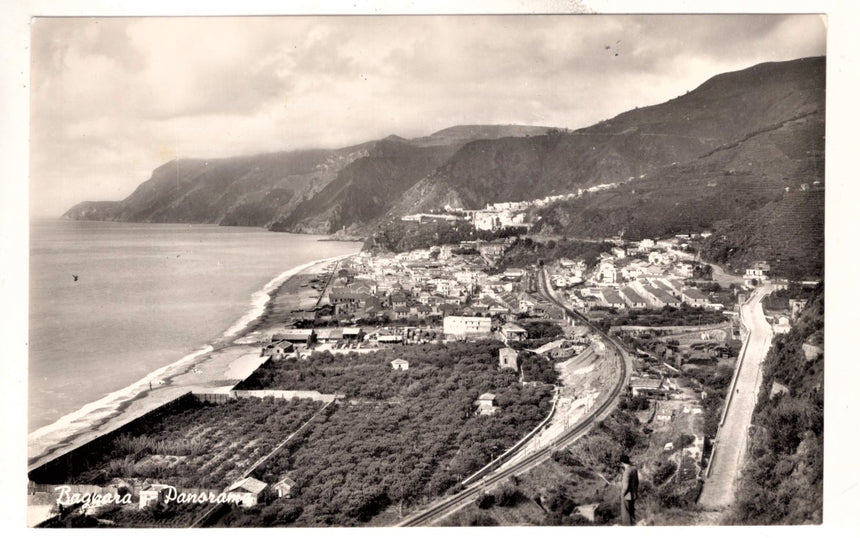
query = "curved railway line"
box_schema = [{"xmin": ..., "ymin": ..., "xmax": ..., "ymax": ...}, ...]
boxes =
[{"xmin": 398, "ymin": 268, "xmax": 631, "ymax": 526}]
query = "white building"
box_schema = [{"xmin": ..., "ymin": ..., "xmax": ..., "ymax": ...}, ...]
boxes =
[
  {"xmin": 443, "ymin": 316, "xmax": 492, "ymax": 338},
  {"xmin": 598, "ymin": 261, "xmax": 617, "ymax": 284},
  {"xmin": 391, "ymin": 358, "xmax": 410, "ymax": 370},
  {"xmin": 226, "ymin": 477, "xmax": 268, "ymax": 508}
]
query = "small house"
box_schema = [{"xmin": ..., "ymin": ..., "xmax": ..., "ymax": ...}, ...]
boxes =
[
  {"xmin": 226, "ymin": 477, "xmax": 268, "ymax": 507},
  {"xmin": 773, "ymin": 316, "xmax": 791, "ymax": 335},
  {"xmin": 139, "ymin": 484, "xmax": 172, "ymax": 509},
  {"xmin": 316, "ymin": 328, "xmax": 343, "ymax": 343},
  {"xmin": 629, "ymin": 377, "xmax": 670, "ymax": 399},
  {"xmin": 273, "ymin": 476, "xmax": 297, "ymax": 498},
  {"xmin": 680, "ymin": 287, "xmax": 708, "ymax": 307},
  {"xmin": 474, "ymin": 392, "xmax": 497, "ymax": 415},
  {"xmin": 500, "ymin": 322, "xmax": 527, "ymax": 343},
  {"xmin": 342, "ymin": 327, "xmax": 365, "ymax": 341},
  {"xmin": 263, "ymin": 340, "xmax": 294, "ymax": 359},
  {"xmin": 279, "ymin": 329, "xmax": 316, "ymax": 346},
  {"xmin": 391, "ymin": 358, "xmax": 409, "ymax": 371},
  {"xmin": 498, "ymin": 347, "xmax": 518, "ymax": 370}
]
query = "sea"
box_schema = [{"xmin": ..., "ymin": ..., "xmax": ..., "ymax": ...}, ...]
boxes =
[{"xmin": 28, "ymin": 219, "xmax": 361, "ymax": 434}]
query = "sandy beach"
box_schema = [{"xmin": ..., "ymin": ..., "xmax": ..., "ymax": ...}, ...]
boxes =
[{"xmin": 27, "ymin": 254, "xmax": 353, "ymax": 471}]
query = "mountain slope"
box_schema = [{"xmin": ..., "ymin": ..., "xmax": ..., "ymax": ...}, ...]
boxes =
[
  {"xmin": 63, "ymin": 125, "xmax": 551, "ymax": 230},
  {"xmin": 392, "ymin": 56, "xmax": 824, "ymax": 213},
  {"xmin": 268, "ymin": 137, "xmax": 461, "ymax": 234},
  {"xmin": 63, "ymin": 146, "xmax": 372, "ymax": 227}
]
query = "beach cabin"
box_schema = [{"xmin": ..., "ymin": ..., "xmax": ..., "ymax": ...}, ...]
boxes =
[
  {"xmin": 226, "ymin": 477, "xmax": 268, "ymax": 507},
  {"xmin": 263, "ymin": 340, "xmax": 294, "ymax": 359},
  {"xmin": 279, "ymin": 329, "xmax": 316, "ymax": 346}
]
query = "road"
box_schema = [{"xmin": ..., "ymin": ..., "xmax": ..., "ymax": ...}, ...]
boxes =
[
  {"xmin": 698, "ymin": 284, "xmax": 774, "ymax": 509},
  {"xmin": 668, "ymin": 247, "xmax": 745, "ymax": 288}
]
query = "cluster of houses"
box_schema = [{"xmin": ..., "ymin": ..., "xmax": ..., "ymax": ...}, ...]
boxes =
[
  {"xmin": 404, "ymin": 182, "xmax": 628, "ymax": 234},
  {"xmin": 547, "ymin": 239, "xmax": 727, "ymax": 312},
  {"xmin": 281, "ymin": 245, "xmax": 571, "ymax": 331},
  {"xmin": 262, "ymin": 315, "xmax": 555, "ymax": 357}
]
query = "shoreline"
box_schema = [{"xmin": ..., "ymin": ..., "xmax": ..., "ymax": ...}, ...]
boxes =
[{"xmin": 27, "ymin": 252, "xmax": 356, "ymax": 470}]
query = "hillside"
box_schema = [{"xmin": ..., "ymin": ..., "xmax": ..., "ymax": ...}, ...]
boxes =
[
  {"xmin": 392, "ymin": 57, "xmax": 824, "ymax": 214},
  {"xmin": 63, "ymin": 125, "xmax": 550, "ymax": 230},
  {"xmin": 730, "ymin": 285, "xmax": 823, "ymax": 524},
  {"xmin": 701, "ymin": 188, "xmax": 824, "ymax": 279},
  {"xmin": 63, "ymin": 146, "xmax": 372, "ymax": 227},
  {"xmin": 268, "ymin": 137, "xmax": 459, "ymax": 234}
]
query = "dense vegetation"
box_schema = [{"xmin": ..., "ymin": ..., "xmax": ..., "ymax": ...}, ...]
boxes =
[
  {"xmin": 365, "ymin": 219, "xmax": 520, "ymax": 253},
  {"xmin": 519, "ymin": 352, "xmax": 560, "ymax": 385},
  {"xmin": 730, "ymin": 285, "xmax": 823, "ymax": 524},
  {"xmin": 595, "ymin": 304, "xmax": 727, "ymax": 333},
  {"xmin": 228, "ymin": 341, "xmax": 555, "ymax": 526},
  {"xmin": 492, "ymin": 236, "xmax": 612, "ymax": 272},
  {"xmin": 762, "ymin": 283, "xmax": 817, "ymax": 312},
  {"xmin": 67, "ymin": 398, "xmax": 323, "ymax": 489},
  {"xmin": 521, "ymin": 320, "xmax": 565, "ymax": 340},
  {"xmin": 701, "ymin": 189, "xmax": 824, "ymax": 280}
]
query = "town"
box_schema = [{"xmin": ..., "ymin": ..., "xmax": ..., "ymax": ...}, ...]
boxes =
[{"xmin": 29, "ymin": 200, "xmax": 822, "ymax": 528}]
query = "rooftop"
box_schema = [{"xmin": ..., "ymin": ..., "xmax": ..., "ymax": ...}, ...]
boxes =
[{"xmin": 228, "ymin": 477, "xmax": 268, "ymax": 495}]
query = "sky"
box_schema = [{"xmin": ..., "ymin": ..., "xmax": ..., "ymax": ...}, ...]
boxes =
[{"xmin": 29, "ymin": 14, "xmax": 826, "ymax": 217}]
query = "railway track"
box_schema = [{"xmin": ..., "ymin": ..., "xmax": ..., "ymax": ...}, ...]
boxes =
[{"xmin": 398, "ymin": 268, "xmax": 630, "ymax": 526}]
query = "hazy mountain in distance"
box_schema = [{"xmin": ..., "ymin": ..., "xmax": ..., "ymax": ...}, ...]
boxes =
[{"xmin": 63, "ymin": 125, "xmax": 552, "ymax": 230}]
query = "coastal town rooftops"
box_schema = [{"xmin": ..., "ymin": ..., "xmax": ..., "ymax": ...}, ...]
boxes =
[
  {"xmin": 532, "ymin": 339, "xmax": 567, "ymax": 355},
  {"xmin": 316, "ymin": 328, "xmax": 343, "ymax": 340},
  {"xmin": 629, "ymin": 377, "xmax": 663, "ymax": 390},
  {"xmin": 602, "ymin": 289, "xmax": 625, "ymax": 305},
  {"xmin": 620, "ymin": 287, "xmax": 647, "ymax": 304},
  {"xmin": 228, "ymin": 477, "xmax": 268, "ymax": 495},
  {"xmin": 501, "ymin": 322, "xmax": 527, "ymax": 334},
  {"xmin": 274, "ymin": 476, "xmax": 296, "ymax": 489},
  {"xmin": 681, "ymin": 287, "xmax": 709, "ymax": 301},
  {"xmin": 280, "ymin": 329, "xmax": 314, "ymax": 337},
  {"xmin": 643, "ymin": 284, "xmax": 678, "ymax": 304}
]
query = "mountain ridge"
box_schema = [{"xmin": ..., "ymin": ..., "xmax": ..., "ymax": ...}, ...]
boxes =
[{"xmin": 63, "ymin": 57, "xmax": 825, "ymax": 276}]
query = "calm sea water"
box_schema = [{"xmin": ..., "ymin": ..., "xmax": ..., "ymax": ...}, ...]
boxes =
[{"xmin": 29, "ymin": 219, "xmax": 361, "ymax": 432}]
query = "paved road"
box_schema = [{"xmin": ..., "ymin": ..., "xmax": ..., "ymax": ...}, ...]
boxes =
[{"xmin": 698, "ymin": 284, "xmax": 774, "ymax": 509}]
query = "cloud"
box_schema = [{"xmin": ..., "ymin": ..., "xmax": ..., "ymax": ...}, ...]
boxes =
[{"xmin": 29, "ymin": 15, "xmax": 826, "ymax": 217}]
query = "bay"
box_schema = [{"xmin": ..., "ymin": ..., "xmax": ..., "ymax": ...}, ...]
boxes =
[{"xmin": 28, "ymin": 219, "xmax": 361, "ymax": 432}]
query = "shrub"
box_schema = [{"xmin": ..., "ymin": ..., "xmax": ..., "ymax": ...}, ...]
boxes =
[
  {"xmin": 475, "ymin": 492, "xmax": 496, "ymax": 510},
  {"xmin": 652, "ymin": 460, "xmax": 677, "ymax": 485},
  {"xmin": 674, "ymin": 433, "xmax": 696, "ymax": 449}
]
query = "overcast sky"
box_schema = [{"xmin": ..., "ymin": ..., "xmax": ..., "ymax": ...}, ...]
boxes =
[{"xmin": 29, "ymin": 14, "xmax": 826, "ymax": 217}]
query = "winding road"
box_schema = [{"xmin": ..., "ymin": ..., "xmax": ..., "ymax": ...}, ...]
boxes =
[{"xmin": 698, "ymin": 283, "xmax": 774, "ymax": 509}]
